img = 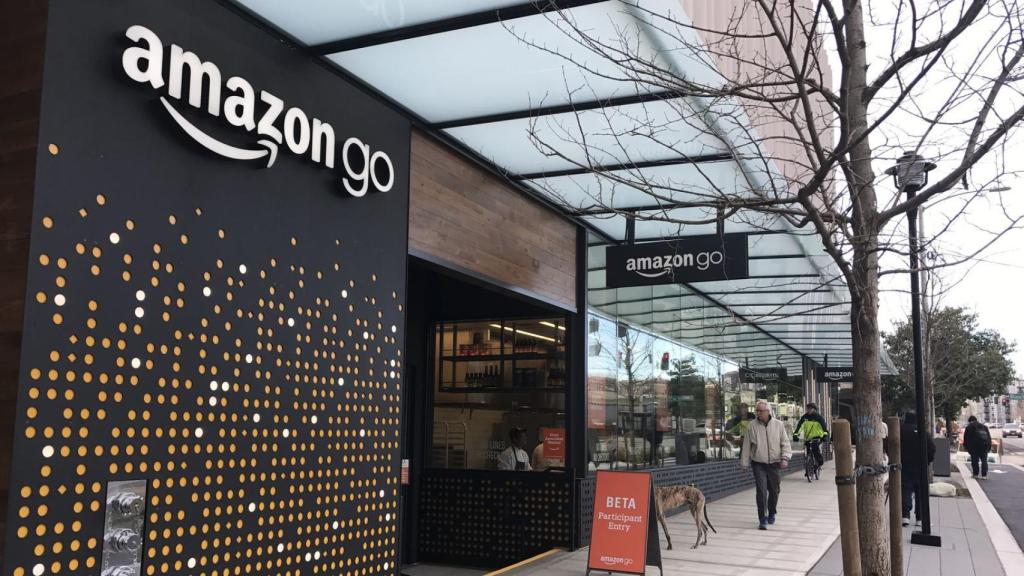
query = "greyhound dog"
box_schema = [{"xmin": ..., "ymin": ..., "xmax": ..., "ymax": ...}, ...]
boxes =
[{"xmin": 654, "ymin": 484, "xmax": 717, "ymax": 550}]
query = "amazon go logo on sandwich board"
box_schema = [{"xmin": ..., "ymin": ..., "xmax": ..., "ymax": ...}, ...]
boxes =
[
  {"xmin": 121, "ymin": 25, "xmax": 394, "ymax": 197},
  {"xmin": 605, "ymin": 234, "xmax": 749, "ymax": 288}
]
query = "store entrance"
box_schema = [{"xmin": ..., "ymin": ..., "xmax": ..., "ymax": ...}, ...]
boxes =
[{"xmin": 400, "ymin": 258, "xmax": 573, "ymax": 572}]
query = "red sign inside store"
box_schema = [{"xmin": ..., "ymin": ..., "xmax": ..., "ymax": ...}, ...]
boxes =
[{"xmin": 541, "ymin": 427, "xmax": 566, "ymax": 460}]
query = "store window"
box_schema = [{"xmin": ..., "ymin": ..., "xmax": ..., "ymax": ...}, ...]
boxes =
[
  {"xmin": 430, "ymin": 317, "xmax": 567, "ymax": 471},
  {"xmin": 586, "ymin": 311, "xmax": 742, "ymax": 471}
]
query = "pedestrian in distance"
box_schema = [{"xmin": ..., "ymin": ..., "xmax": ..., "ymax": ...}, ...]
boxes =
[
  {"xmin": 741, "ymin": 400, "xmax": 792, "ymax": 530},
  {"xmin": 899, "ymin": 412, "xmax": 936, "ymax": 527},
  {"xmin": 963, "ymin": 415, "xmax": 992, "ymax": 480}
]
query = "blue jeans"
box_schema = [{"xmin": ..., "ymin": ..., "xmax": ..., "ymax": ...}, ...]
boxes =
[
  {"xmin": 901, "ymin": 478, "xmax": 921, "ymax": 520},
  {"xmin": 970, "ymin": 450, "xmax": 989, "ymax": 477}
]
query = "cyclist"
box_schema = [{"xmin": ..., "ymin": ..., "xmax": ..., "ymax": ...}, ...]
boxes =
[{"xmin": 794, "ymin": 403, "xmax": 829, "ymax": 470}]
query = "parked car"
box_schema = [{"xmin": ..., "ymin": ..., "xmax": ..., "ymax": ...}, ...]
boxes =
[{"xmin": 1002, "ymin": 423, "xmax": 1022, "ymax": 438}]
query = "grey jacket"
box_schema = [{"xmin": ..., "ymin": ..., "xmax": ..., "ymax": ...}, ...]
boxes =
[{"xmin": 741, "ymin": 416, "xmax": 793, "ymax": 467}]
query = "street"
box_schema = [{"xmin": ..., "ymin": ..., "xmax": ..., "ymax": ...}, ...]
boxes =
[{"xmin": 980, "ymin": 437, "xmax": 1024, "ymax": 554}]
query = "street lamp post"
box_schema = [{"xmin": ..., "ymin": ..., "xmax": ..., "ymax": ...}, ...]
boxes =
[{"xmin": 885, "ymin": 151, "xmax": 941, "ymax": 547}]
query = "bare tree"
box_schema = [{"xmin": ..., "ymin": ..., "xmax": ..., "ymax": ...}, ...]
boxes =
[{"xmin": 504, "ymin": 1, "xmax": 1024, "ymax": 573}]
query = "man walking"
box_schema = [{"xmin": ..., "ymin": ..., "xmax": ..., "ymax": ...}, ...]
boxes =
[
  {"xmin": 900, "ymin": 412, "xmax": 936, "ymax": 527},
  {"xmin": 741, "ymin": 400, "xmax": 792, "ymax": 530},
  {"xmin": 963, "ymin": 415, "xmax": 992, "ymax": 480}
]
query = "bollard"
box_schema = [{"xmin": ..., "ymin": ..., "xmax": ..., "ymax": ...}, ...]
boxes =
[
  {"xmin": 833, "ymin": 419, "xmax": 862, "ymax": 576},
  {"xmin": 887, "ymin": 416, "xmax": 903, "ymax": 576}
]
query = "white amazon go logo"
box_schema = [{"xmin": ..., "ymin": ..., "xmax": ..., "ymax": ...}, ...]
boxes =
[
  {"xmin": 625, "ymin": 250, "xmax": 723, "ymax": 278},
  {"xmin": 121, "ymin": 25, "xmax": 394, "ymax": 197}
]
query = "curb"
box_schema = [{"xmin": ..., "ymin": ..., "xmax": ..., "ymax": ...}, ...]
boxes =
[{"xmin": 955, "ymin": 461, "xmax": 1024, "ymax": 575}]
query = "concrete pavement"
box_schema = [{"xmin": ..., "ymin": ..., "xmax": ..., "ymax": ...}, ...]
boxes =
[{"xmin": 502, "ymin": 462, "xmax": 841, "ymax": 576}]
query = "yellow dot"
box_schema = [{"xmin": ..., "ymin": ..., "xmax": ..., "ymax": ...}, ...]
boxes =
[
  {"xmin": 38, "ymin": 254, "xmax": 50, "ymax": 266},
  {"xmin": 52, "ymin": 313, "xmax": 63, "ymax": 325},
  {"xmin": 42, "ymin": 217, "xmax": 54, "ymax": 229},
  {"xmin": 35, "ymin": 292, "xmax": 46, "ymax": 304},
  {"xmin": 48, "ymin": 144, "xmax": 59, "ymax": 155},
  {"xmin": 168, "ymin": 215, "xmax": 177, "ymax": 225},
  {"xmin": 96, "ymin": 194, "xmax": 106, "ymax": 205},
  {"xmin": 126, "ymin": 219, "xmax": 135, "ymax": 230}
]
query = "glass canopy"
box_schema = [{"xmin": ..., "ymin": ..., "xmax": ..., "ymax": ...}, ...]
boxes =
[{"xmin": 231, "ymin": 0, "xmax": 891, "ymax": 375}]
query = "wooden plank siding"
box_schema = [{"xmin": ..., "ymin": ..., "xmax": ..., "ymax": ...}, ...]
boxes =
[
  {"xmin": 409, "ymin": 130, "xmax": 576, "ymax": 311},
  {"xmin": 0, "ymin": 0, "xmax": 48, "ymax": 559}
]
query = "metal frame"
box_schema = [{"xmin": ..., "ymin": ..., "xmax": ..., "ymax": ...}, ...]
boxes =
[
  {"xmin": 311, "ymin": 0, "xmax": 611, "ymax": 54},
  {"xmin": 513, "ymin": 153, "xmax": 734, "ymax": 181}
]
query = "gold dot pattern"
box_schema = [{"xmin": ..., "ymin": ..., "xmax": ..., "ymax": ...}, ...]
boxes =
[{"xmin": 11, "ymin": 194, "xmax": 405, "ymax": 576}]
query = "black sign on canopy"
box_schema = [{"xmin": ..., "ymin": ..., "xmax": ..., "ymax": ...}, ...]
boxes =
[
  {"xmin": 815, "ymin": 366, "xmax": 856, "ymax": 383},
  {"xmin": 740, "ymin": 367, "xmax": 788, "ymax": 383},
  {"xmin": 605, "ymin": 234, "xmax": 749, "ymax": 288}
]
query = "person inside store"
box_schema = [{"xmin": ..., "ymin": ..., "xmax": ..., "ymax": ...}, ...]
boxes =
[
  {"xmin": 793, "ymin": 403, "xmax": 829, "ymax": 468},
  {"xmin": 497, "ymin": 426, "xmax": 532, "ymax": 471},
  {"xmin": 724, "ymin": 403, "xmax": 751, "ymax": 455}
]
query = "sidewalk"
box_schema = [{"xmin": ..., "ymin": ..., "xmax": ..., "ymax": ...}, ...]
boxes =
[
  {"xmin": 504, "ymin": 463, "xmax": 841, "ymax": 575},
  {"xmin": 809, "ymin": 466, "xmax": 1008, "ymax": 576}
]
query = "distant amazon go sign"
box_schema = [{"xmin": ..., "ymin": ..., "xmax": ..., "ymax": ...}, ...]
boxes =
[
  {"xmin": 121, "ymin": 25, "xmax": 394, "ymax": 197},
  {"xmin": 605, "ymin": 234, "xmax": 749, "ymax": 288}
]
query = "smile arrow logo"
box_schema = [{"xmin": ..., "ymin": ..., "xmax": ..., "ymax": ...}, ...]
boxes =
[{"xmin": 160, "ymin": 96, "xmax": 278, "ymax": 168}]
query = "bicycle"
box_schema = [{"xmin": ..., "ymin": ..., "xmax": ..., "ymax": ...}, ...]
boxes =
[{"xmin": 804, "ymin": 438, "xmax": 824, "ymax": 482}]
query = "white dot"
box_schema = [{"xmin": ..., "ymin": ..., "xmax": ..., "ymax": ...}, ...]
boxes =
[
  {"xmin": 131, "ymin": 357, "xmax": 141, "ymax": 369},
  {"xmin": 248, "ymin": 502, "xmax": 256, "ymax": 512},
  {"xmin": 239, "ymin": 264, "xmax": 247, "ymax": 274},
  {"xmin": 194, "ymin": 427, "xmax": 203, "ymax": 438},
  {"xmin": 135, "ymin": 290, "xmax": 145, "ymax": 301},
  {"xmin": 283, "ymin": 429, "xmax": 290, "ymax": 438},
  {"xmin": 360, "ymin": 429, "xmax": 366, "ymax": 438},
  {"xmin": 390, "ymin": 371, "xmax": 395, "ymax": 379},
  {"xmin": 304, "ymin": 552, "xmax": 312, "ymax": 562},
  {"xmin": 362, "ymin": 331, "xmax": 369, "ymax": 339},
  {"xmin": 314, "ymin": 551, "xmax": 321, "ymax": 560},
  {"xmin": 277, "ymin": 543, "xmax": 285, "ymax": 553},
  {"xmin": 384, "ymin": 562, "xmax": 390, "ymax": 570},
  {"xmin": 220, "ymin": 381, "xmax": 229, "ymax": 392},
  {"xmin": 187, "ymin": 558, "xmax": 196, "ymax": 569},
  {"xmin": 379, "ymin": 489, "xmax": 385, "ymax": 498},
  {"xmin": 341, "ymin": 290, "xmax": 348, "ymax": 298},
  {"xmin": 42, "ymin": 445, "xmax": 54, "ymax": 458},
  {"xmin": 33, "ymin": 564, "xmax": 44, "ymax": 576},
  {"xmin": 337, "ymin": 377, "xmax": 344, "ymax": 386},
  {"xmin": 109, "ymin": 232, "xmax": 120, "ymax": 244},
  {"xmin": 54, "ymin": 294, "xmax": 66, "ymax": 307},
  {"xmin": 245, "ymin": 353, "xmax": 253, "ymax": 364},
  {"xmin": 287, "ymin": 318, "xmax": 295, "ymax": 327},
  {"xmin": 332, "ymin": 520, "xmax": 339, "ymax": 530},
  {"xmin": 386, "ymin": 513, "xmax": 391, "ymax": 521},
  {"xmin": 390, "ymin": 360, "xmax": 396, "ymax": 367},
  {"xmin": 253, "ymin": 413, "xmax": 261, "ymax": 423},
  {"xmin": 209, "ymin": 380, "xmax": 218, "ymax": 391},
  {"xmin": 209, "ymin": 396, "xmax": 218, "ymax": 407},
  {"xmin": 134, "ymin": 306, "xmax": 144, "ymax": 318},
  {"xmin": 391, "ymin": 325, "xmax": 397, "ymax": 333},
  {"xmin": 311, "ymin": 415, "xmax": 318, "ymax": 424},
  {"xmin": 203, "ymin": 286, "xmax": 212, "ymax": 297}
]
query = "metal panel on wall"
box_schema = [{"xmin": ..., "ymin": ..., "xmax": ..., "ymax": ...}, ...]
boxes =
[{"xmin": 4, "ymin": 1, "xmax": 409, "ymax": 576}]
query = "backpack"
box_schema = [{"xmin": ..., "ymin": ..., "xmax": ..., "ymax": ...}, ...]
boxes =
[{"xmin": 975, "ymin": 424, "xmax": 991, "ymax": 446}]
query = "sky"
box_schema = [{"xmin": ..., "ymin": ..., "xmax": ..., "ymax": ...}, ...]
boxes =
[{"xmin": 833, "ymin": 3, "xmax": 1024, "ymax": 373}]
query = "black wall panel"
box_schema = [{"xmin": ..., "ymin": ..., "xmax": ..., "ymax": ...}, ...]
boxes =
[{"xmin": 3, "ymin": 1, "xmax": 409, "ymax": 575}]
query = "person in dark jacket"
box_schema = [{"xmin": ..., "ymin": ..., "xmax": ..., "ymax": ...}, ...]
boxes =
[
  {"xmin": 900, "ymin": 411, "xmax": 936, "ymax": 527},
  {"xmin": 963, "ymin": 415, "xmax": 992, "ymax": 479}
]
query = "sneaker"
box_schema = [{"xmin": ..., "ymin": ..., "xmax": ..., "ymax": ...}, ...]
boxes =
[
  {"xmin": 767, "ymin": 514, "xmax": 776, "ymax": 525},
  {"xmin": 758, "ymin": 521, "xmax": 768, "ymax": 530},
  {"xmin": 981, "ymin": 475, "xmax": 988, "ymax": 480},
  {"xmin": 915, "ymin": 519, "xmax": 921, "ymax": 528},
  {"xmin": 902, "ymin": 517, "xmax": 910, "ymax": 527}
]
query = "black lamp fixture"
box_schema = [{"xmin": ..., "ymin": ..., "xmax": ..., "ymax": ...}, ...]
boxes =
[{"xmin": 886, "ymin": 150, "xmax": 941, "ymax": 547}]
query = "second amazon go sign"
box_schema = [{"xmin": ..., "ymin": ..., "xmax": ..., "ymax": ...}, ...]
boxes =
[{"xmin": 605, "ymin": 234, "xmax": 748, "ymax": 288}]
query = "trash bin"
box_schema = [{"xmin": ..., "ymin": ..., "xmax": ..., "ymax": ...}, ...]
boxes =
[{"xmin": 932, "ymin": 436, "xmax": 950, "ymax": 476}]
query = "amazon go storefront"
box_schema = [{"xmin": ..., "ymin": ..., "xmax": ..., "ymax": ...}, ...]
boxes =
[{"xmin": 1, "ymin": 1, "xmax": 820, "ymax": 574}]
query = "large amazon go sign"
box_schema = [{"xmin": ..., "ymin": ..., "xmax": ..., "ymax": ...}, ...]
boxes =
[
  {"xmin": 605, "ymin": 234, "xmax": 749, "ymax": 288},
  {"xmin": 121, "ymin": 25, "xmax": 394, "ymax": 196}
]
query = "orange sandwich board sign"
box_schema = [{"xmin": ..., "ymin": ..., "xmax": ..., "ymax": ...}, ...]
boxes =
[{"xmin": 586, "ymin": 470, "xmax": 663, "ymax": 576}]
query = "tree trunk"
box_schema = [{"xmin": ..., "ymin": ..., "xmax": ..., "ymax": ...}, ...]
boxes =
[{"xmin": 846, "ymin": 1, "xmax": 890, "ymax": 573}]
